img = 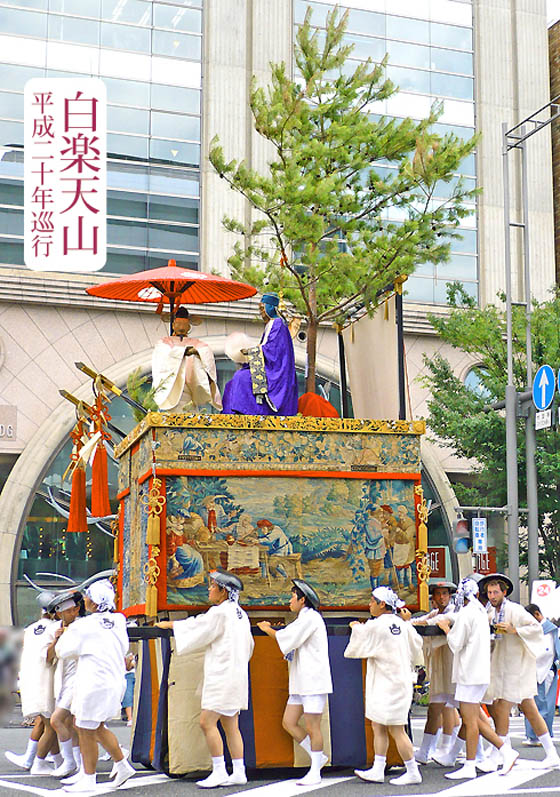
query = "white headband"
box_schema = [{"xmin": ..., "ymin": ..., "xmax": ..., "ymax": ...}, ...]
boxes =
[
  {"xmin": 85, "ymin": 579, "xmax": 115, "ymax": 612},
  {"xmin": 455, "ymin": 577, "xmax": 479, "ymax": 609},
  {"xmin": 372, "ymin": 586, "xmax": 405, "ymax": 612}
]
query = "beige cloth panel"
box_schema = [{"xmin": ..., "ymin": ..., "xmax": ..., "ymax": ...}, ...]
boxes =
[
  {"xmin": 167, "ymin": 640, "xmax": 212, "ymax": 774},
  {"xmin": 292, "ymin": 698, "xmax": 332, "ymax": 767},
  {"xmin": 342, "ymin": 298, "xmax": 399, "ymax": 420}
]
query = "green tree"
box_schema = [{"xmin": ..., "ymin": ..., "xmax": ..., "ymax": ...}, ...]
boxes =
[
  {"xmin": 209, "ymin": 6, "xmax": 478, "ymax": 391},
  {"xmin": 421, "ymin": 285, "xmax": 560, "ymax": 579}
]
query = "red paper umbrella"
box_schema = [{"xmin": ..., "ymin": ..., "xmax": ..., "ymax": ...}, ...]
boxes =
[{"xmin": 86, "ymin": 259, "xmax": 257, "ymax": 331}]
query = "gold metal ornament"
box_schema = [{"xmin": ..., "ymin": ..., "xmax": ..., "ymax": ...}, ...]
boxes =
[
  {"xmin": 141, "ymin": 477, "xmax": 166, "ymax": 546},
  {"xmin": 414, "ymin": 483, "xmax": 431, "ymax": 611},
  {"xmin": 143, "ymin": 546, "xmax": 161, "ymax": 617}
]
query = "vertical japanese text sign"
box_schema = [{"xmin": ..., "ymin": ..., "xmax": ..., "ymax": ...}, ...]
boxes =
[{"xmin": 24, "ymin": 78, "xmax": 106, "ymax": 272}]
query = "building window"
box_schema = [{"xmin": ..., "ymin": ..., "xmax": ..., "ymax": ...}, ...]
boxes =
[{"xmin": 293, "ymin": 0, "xmax": 478, "ymax": 307}]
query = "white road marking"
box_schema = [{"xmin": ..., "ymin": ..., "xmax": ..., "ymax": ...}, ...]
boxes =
[
  {"xmin": 0, "ymin": 780, "xmax": 53, "ymax": 796},
  {"xmin": 227, "ymin": 775, "xmax": 354, "ymax": 797},
  {"xmin": 0, "ymin": 772, "xmax": 169, "ymax": 795},
  {"xmin": 374, "ymin": 757, "xmax": 560, "ymax": 797}
]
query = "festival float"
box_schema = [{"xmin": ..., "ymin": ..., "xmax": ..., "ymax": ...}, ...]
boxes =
[{"xmin": 61, "ymin": 261, "xmax": 430, "ymax": 775}]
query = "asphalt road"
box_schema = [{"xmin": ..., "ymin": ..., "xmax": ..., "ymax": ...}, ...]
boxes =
[{"xmin": 0, "ymin": 712, "xmax": 559, "ymax": 797}]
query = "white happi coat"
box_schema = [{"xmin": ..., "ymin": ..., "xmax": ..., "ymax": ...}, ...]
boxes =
[
  {"xmin": 446, "ymin": 598, "xmax": 490, "ymax": 687},
  {"xmin": 344, "ymin": 613, "xmax": 423, "ymax": 725},
  {"xmin": 486, "ymin": 599, "xmax": 544, "ymax": 703},
  {"xmin": 173, "ymin": 600, "xmax": 254, "ymax": 713},
  {"xmin": 53, "ymin": 619, "xmax": 83, "ymax": 710},
  {"xmin": 275, "ymin": 607, "xmax": 333, "ymax": 696},
  {"xmin": 19, "ymin": 617, "xmax": 60, "ymax": 719},
  {"xmin": 152, "ymin": 337, "xmax": 222, "ymax": 412},
  {"xmin": 415, "ymin": 604, "xmax": 456, "ymax": 697},
  {"xmin": 55, "ymin": 611, "xmax": 128, "ymax": 724}
]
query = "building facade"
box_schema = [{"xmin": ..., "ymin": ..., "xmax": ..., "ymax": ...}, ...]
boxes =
[{"xmin": 0, "ymin": 0, "xmax": 554, "ymax": 623}]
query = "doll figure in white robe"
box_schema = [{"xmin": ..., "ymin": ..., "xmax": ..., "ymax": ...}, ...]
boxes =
[
  {"xmin": 480, "ymin": 573, "xmax": 560, "ymax": 770},
  {"xmin": 5, "ymin": 592, "xmax": 59, "ymax": 773},
  {"xmin": 435, "ymin": 577, "xmax": 518, "ymax": 780},
  {"xmin": 152, "ymin": 307, "xmax": 222, "ymax": 412},
  {"xmin": 258, "ymin": 579, "xmax": 333, "ymax": 787},
  {"xmin": 157, "ymin": 569, "xmax": 254, "ymax": 789},
  {"xmin": 55, "ymin": 580, "xmax": 135, "ymax": 793},
  {"xmin": 344, "ymin": 586, "xmax": 423, "ymax": 787}
]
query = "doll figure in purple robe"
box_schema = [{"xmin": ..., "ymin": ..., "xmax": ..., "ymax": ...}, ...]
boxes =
[{"xmin": 222, "ymin": 292, "xmax": 299, "ymax": 416}]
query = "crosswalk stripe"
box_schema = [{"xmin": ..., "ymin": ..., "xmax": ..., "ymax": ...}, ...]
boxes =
[{"xmin": 226, "ymin": 775, "xmax": 354, "ymax": 797}]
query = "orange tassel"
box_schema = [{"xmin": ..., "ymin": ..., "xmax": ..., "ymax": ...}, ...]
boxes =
[
  {"xmin": 91, "ymin": 442, "xmax": 111, "ymax": 517},
  {"xmin": 67, "ymin": 462, "xmax": 87, "ymax": 533}
]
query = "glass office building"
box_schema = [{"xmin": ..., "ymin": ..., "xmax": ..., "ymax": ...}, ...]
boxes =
[
  {"xmin": 294, "ymin": 0, "xmax": 478, "ymax": 304},
  {"xmin": 0, "ymin": 0, "xmax": 202, "ymax": 274}
]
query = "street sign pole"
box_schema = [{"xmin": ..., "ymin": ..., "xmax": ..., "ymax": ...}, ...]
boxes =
[
  {"xmin": 503, "ymin": 121, "xmax": 520, "ymax": 601},
  {"xmin": 520, "ymin": 131, "xmax": 539, "ymax": 593}
]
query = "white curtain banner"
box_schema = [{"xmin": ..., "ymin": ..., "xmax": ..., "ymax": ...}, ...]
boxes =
[{"xmin": 342, "ymin": 296, "xmax": 400, "ymax": 420}]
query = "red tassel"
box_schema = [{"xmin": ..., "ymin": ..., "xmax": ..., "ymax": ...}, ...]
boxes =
[
  {"xmin": 67, "ymin": 463, "xmax": 87, "ymax": 533},
  {"xmin": 91, "ymin": 442, "xmax": 111, "ymax": 517}
]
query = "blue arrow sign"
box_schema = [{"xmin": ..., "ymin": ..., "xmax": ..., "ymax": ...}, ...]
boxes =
[{"xmin": 533, "ymin": 364, "xmax": 555, "ymax": 411}]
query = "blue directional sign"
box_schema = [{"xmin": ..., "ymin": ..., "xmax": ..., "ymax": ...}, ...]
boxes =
[{"xmin": 533, "ymin": 364, "xmax": 555, "ymax": 411}]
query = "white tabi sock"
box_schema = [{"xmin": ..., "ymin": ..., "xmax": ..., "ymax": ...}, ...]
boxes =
[
  {"xmin": 538, "ymin": 732, "xmax": 557, "ymax": 757},
  {"xmin": 431, "ymin": 728, "xmax": 442, "ymax": 753},
  {"xmin": 81, "ymin": 773, "xmax": 96, "ymax": 788},
  {"xmin": 53, "ymin": 752, "xmax": 63, "ymax": 767},
  {"xmin": 418, "ymin": 732, "xmax": 437, "ymax": 758},
  {"xmin": 72, "ymin": 747, "xmax": 81, "ymax": 768},
  {"xmin": 451, "ymin": 737, "xmax": 466, "ymax": 759},
  {"xmin": 59, "ymin": 739, "xmax": 74, "ymax": 765},
  {"xmin": 371, "ymin": 754, "xmax": 386, "ymax": 776},
  {"xmin": 24, "ymin": 739, "xmax": 38, "ymax": 767},
  {"xmin": 232, "ymin": 759, "xmax": 245, "ymax": 776},
  {"xmin": 299, "ymin": 735, "xmax": 311, "ymax": 755},
  {"xmin": 451, "ymin": 724, "xmax": 461, "ymax": 743},
  {"xmin": 405, "ymin": 757, "xmax": 420, "ymax": 775},
  {"xmin": 211, "ymin": 755, "xmax": 226, "ymax": 775},
  {"xmin": 440, "ymin": 733, "xmax": 453, "ymax": 753},
  {"xmin": 309, "ymin": 751, "xmax": 323, "ymax": 776},
  {"xmin": 499, "ymin": 735, "xmax": 511, "ymax": 750},
  {"xmin": 475, "ymin": 738, "xmax": 485, "ymax": 762}
]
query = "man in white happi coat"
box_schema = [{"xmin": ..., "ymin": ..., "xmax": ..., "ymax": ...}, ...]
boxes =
[
  {"xmin": 480, "ymin": 573, "xmax": 560, "ymax": 769},
  {"xmin": 157, "ymin": 569, "xmax": 254, "ymax": 789},
  {"xmin": 344, "ymin": 586, "xmax": 423, "ymax": 787},
  {"xmin": 413, "ymin": 582, "xmax": 459, "ymax": 763},
  {"xmin": 257, "ymin": 579, "xmax": 333, "ymax": 786},
  {"xmin": 55, "ymin": 579, "xmax": 134, "ymax": 793},
  {"xmin": 47, "ymin": 592, "xmax": 84, "ymax": 778},
  {"xmin": 436, "ymin": 578, "xmax": 518, "ymax": 780},
  {"xmin": 5, "ymin": 591, "xmax": 60, "ymax": 773},
  {"xmin": 152, "ymin": 307, "xmax": 222, "ymax": 412}
]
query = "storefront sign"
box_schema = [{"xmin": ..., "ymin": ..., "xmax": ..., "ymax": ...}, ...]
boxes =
[
  {"xmin": 427, "ymin": 546, "xmax": 446, "ymax": 578},
  {"xmin": 474, "ymin": 546, "xmax": 497, "ymax": 574},
  {"xmin": 0, "ymin": 406, "xmax": 17, "ymax": 440},
  {"xmin": 24, "ymin": 78, "xmax": 106, "ymax": 271}
]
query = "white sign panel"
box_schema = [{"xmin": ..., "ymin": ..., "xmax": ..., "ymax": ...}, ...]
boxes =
[
  {"xmin": 531, "ymin": 580, "xmax": 560, "ymax": 618},
  {"xmin": 472, "ymin": 517, "xmax": 487, "ymax": 553},
  {"xmin": 24, "ymin": 78, "xmax": 106, "ymax": 272},
  {"xmin": 535, "ymin": 409, "xmax": 552, "ymax": 430}
]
